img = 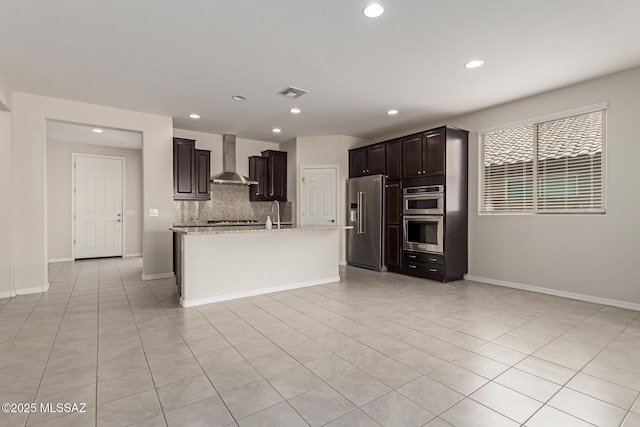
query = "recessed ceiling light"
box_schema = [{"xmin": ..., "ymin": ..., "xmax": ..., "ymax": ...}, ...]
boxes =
[
  {"xmin": 290, "ymin": 108, "xmax": 301, "ymax": 114},
  {"xmin": 363, "ymin": 3, "xmax": 384, "ymax": 18},
  {"xmin": 387, "ymin": 109, "xmax": 399, "ymax": 115},
  {"xmin": 232, "ymin": 95, "xmax": 246, "ymax": 101},
  {"xmin": 465, "ymin": 59, "xmax": 485, "ymax": 69},
  {"xmin": 272, "ymin": 128, "xmax": 282, "ymax": 133},
  {"xmin": 189, "ymin": 113, "xmax": 200, "ymax": 119},
  {"xmin": 92, "ymin": 128, "xmax": 103, "ymax": 133}
]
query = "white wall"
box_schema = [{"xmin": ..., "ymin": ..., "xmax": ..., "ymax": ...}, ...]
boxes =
[
  {"xmin": 280, "ymin": 138, "xmax": 298, "ymax": 222},
  {"xmin": 294, "ymin": 135, "xmax": 369, "ymax": 264},
  {"xmin": 12, "ymin": 92, "xmax": 173, "ymax": 292},
  {"xmin": 0, "ymin": 73, "xmax": 14, "ymax": 297},
  {"xmin": 0, "ymin": 111, "xmax": 13, "ymax": 297},
  {"xmin": 375, "ymin": 66, "xmax": 640, "ymax": 306},
  {"xmin": 0, "ymin": 73, "xmax": 11, "ymax": 111},
  {"xmin": 172, "ymin": 129, "xmax": 280, "ymax": 177},
  {"xmin": 46, "ymin": 140, "xmax": 143, "ymax": 261}
]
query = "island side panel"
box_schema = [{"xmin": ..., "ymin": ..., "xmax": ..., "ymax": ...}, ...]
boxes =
[{"xmin": 181, "ymin": 229, "xmax": 340, "ymax": 306}]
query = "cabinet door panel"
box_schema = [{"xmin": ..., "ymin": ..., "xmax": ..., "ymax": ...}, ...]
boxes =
[
  {"xmin": 366, "ymin": 144, "xmax": 386, "ymax": 175},
  {"xmin": 385, "ymin": 139, "xmax": 402, "ymax": 180},
  {"xmin": 264, "ymin": 150, "xmax": 287, "ymax": 201},
  {"xmin": 424, "ymin": 131, "xmax": 445, "ymax": 175},
  {"xmin": 349, "ymin": 148, "xmax": 367, "ymax": 178},
  {"xmin": 195, "ymin": 150, "xmax": 210, "ymax": 198},
  {"xmin": 386, "ymin": 224, "xmax": 401, "ymax": 268},
  {"xmin": 174, "ymin": 138, "xmax": 195, "ymax": 197},
  {"xmin": 386, "ymin": 181, "xmax": 401, "ymax": 225},
  {"xmin": 249, "ymin": 156, "xmax": 268, "ymax": 201},
  {"xmin": 402, "ymin": 135, "xmax": 422, "ymax": 179}
]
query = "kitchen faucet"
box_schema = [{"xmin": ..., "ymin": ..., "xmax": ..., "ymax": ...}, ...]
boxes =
[{"xmin": 271, "ymin": 200, "xmax": 281, "ymax": 229}]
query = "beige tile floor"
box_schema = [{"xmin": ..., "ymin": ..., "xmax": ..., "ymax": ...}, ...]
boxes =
[{"xmin": 0, "ymin": 257, "xmax": 639, "ymax": 427}]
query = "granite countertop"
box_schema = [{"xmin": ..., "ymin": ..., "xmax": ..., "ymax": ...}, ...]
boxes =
[
  {"xmin": 173, "ymin": 221, "xmax": 295, "ymax": 227},
  {"xmin": 170, "ymin": 225, "xmax": 352, "ymax": 235}
]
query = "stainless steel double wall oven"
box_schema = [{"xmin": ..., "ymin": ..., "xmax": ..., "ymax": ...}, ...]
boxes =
[{"xmin": 403, "ymin": 185, "xmax": 444, "ymax": 254}]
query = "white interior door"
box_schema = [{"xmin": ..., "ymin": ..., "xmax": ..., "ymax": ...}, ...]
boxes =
[
  {"xmin": 74, "ymin": 155, "xmax": 124, "ymax": 259},
  {"xmin": 301, "ymin": 167, "xmax": 337, "ymax": 225}
]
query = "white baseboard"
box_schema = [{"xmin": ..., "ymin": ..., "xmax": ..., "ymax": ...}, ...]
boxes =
[
  {"xmin": 142, "ymin": 272, "xmax": 175, "ymax": 281},
  {"xmin": 48, "ymin": 258, "xmax": 72, "ymax": 263},
  {"xmin": 0, "ymin": 283, "xmax": 50, "ymax": 299},
  {"xmin": 465, "ymin": 275, "xmax": 640, "ymax": 312},
  {"xmin": 180, "ymin": 276, "xmax": 341, "ymax": 308},
  {"xmin": 124, "ymin": 253, "xmax": 142, "ymax": 258}
]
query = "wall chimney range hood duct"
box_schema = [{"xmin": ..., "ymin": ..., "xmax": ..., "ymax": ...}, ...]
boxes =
[{"xmin": 211, "ymin": 134, "xmax": 258, "ymax": 185}]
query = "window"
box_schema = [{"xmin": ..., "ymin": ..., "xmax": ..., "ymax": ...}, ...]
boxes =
[{"xmin": 480, "ymin": 104, "xmax": 606, "ymax": 214}]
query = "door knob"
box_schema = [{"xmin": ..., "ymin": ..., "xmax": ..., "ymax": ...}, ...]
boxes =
[
  {"xmin": 117, "ymin": 213, "xmax": 122, "ymax": 216},
  {"xmin": 116, "ymin": 219, "xmax": 122, "ymax": 223},
  {"xmin": 330, "ymin": 219, "xmax": 335, "ymax": 223}
]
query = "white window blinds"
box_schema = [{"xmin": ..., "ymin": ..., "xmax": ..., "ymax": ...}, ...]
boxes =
[{"xmin": 480, "ymin": 107, "xmax": 606, "ymax": 214}]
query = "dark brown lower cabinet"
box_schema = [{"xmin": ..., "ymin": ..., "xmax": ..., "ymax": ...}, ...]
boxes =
[
  {"xmin": 386, "ymin": 225, "xmax": 401, "ymax": 271},
  {"xmin": 385, "ymin": 180, "xmax": 402, "ymax": 272}
]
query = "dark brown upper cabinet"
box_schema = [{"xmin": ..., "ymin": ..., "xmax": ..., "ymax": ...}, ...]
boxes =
[
  {"xmin": 366, "ymin": 144, "xmax": 386, "ymax": 175},
  {"xmin": 424, "ymin": 130, "xmax": 445, "ymax": 176},
  {"xmin": 402, "ymin": 130, "xmax": 445, "ymax": 179},
  {"xmin": 194, "ymin": 149, "xmax": 211, "ymax": 199},
  {"xmin": 262, "ymin": 150, "xmax": 287, "ymax": 201},
  {"xmin": 349, "ymin": 143, "xmax": 386, "ymax": 178},
  {"xmin": 349, "ymin": 147, "xmax": 367, "ymax": 178},
  {"xmin": 402, "ymin": 134, "xmax": 423, "ymax": 179},
  {"xmin": 173, "ymin": 138, "xmax": 210, "ymax": 201},
  {"xmin": 249, "ymin": 156, "xmax": 269, "ymax": 201},
  {"xmin": 385, "ymin": 139, "xmax": 402, "ymax": 181}
]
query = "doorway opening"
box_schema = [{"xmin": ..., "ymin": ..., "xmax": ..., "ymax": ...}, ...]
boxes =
[{"xmin": 45, "ymin": 120, "xmax": 143, "ymax": 266}]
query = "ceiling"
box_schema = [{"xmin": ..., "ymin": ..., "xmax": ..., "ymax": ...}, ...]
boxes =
[
  {"xmin": 1, "ymin": 1, "xmax": 639, "ymax": 143},
  {"xmin": 47, "ymin": 120, "xmax": 142, "ymax": 150}
]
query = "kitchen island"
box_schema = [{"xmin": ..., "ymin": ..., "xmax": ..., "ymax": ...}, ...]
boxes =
[{"xmin": 170, "ymin": 225, "xmax": 351, "ymax": 307}]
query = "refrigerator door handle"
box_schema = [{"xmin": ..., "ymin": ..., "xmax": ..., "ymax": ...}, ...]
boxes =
[
  {"xmin": 356, "ymin": 192, "xmax": 361, "ymax": 234},
  {"xmin": 359, "ymin": 192, "xmax": 366, "ymax": 234}
]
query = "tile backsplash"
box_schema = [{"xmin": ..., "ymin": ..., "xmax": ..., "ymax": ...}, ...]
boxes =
[{"xmin": 174, "ymin": 184, "xmax": 292, "ymax": 224}]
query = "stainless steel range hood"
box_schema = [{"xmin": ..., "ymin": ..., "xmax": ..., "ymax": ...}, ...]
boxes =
[{"xmin": 211, "ymin": 134, "xmax": 258, "ymax": 185}]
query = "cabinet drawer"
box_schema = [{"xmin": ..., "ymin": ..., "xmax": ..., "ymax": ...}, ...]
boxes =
[
  {"xmin": 403, "ymin": 251, "xmax": 444, "ymax": 265},
  {"xmin": 404, "ymin": 261, "xmax": 444, "ymax": 276}
]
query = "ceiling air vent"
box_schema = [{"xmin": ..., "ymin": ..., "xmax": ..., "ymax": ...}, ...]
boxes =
[{"xmin": 278, "ymin": 86, "xmax": 309, "ymax": 98}]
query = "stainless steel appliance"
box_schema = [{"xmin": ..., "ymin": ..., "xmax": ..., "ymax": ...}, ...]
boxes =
[
  {"xmin": 210, "ymin": 134, "xmax": 259, "ymax": 185},
  {"xmin": 403, "ymin": 215, "xmax": 444, "ymax": 253},
  {"xmin": 347, "ymin": 174, "xmax": 386, "ymax": 271},
  {"xmin": 403, "ymin": 185, "xmax": 444, "ymax": 215}
]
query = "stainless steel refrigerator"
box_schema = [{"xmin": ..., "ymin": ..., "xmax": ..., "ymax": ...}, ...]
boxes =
[{"xmin": 347, "ymin": 174, "xmax": 386, "ymax": 271}]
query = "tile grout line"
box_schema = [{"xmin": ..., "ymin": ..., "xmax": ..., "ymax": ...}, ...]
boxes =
[
  {"xmin": 141, "ymin": 274, "xmax": 241, "ymax": 426},
  {"xmin": 517, "ymin": 306, "xmax": 640, "ymax": 427},
  {"xmin": 191, "ymin": 294, "xmax": 363, "ymax": 425},
  {"xmin": 309, "ymin": 274, "xmax": 636, "ymax": 425},
  {"xmin": 115, "ymin": 259, "xmax": 171, "ymax": 427},
  {"xmin": 620, "ymin": 394, "xmax": 640, "ymax": 427},
  {"xmin": 207, "ymin": 294, "xmax": 422, "ymax": 425},
  {"xmin": 23, "ymin": 262, "xmax": 81, "ymax": 427}
]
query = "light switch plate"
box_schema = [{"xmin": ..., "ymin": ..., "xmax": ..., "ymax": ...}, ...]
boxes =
[{"xmin": 149, "ymin": 209, "xmax": 159, "ymax": 217}]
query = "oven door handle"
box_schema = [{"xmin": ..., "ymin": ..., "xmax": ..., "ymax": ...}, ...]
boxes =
[{"xmin": 403, "ymin": 193, "xmax": 442, "ymax": 200}]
